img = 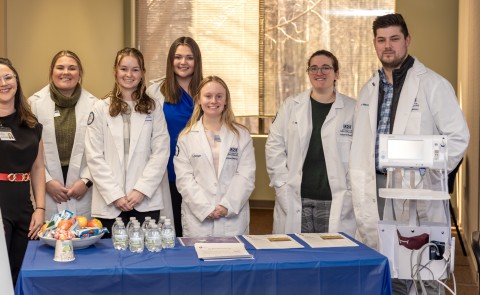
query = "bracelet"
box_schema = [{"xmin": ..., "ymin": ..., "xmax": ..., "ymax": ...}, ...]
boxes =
[{"xmin": 36, "ymin": 207, "xmax": 46, "ymax": 211}]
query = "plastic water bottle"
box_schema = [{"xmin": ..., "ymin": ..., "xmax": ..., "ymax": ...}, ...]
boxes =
[
  {"xmin": 129, "ymin": 224, "xmax": 144, "ymax": 253},
  {"xmin": 161, "ymin": 219, "xmax": 176, "ymax": 249},
  {"xmin": 126, "ymin": 217, "xmax": 137, "ymax": 235},
  {"xmin": 111, "ymin": 217, "xmax": 122, "ymax": 244},
  {"xmin": 145, "ymin": 224, "xmax": 162, "ymax": 252},
  {"xmin": 158, "ymin": 215, "xmax": 166, "ymax": 228},
  {"xmin": 141, "ymin": 217, "xmax": 152, "ymax": 235},
  {"xmin": 113, "ymin": 221, "xmax": 128, "ymax": 250}
]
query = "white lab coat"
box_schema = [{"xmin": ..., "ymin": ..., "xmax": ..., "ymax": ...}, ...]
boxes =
[
  {"xmin": 350, "ymin": 58, "xmax": 470, "ymax": 249},
  {"xmin": 174, "ymin": 120, "xmax": 255, "ymax": 237},
  {"xmin": 85, "ymin": 97, "xmax": 172, "ymax": 220},
  {"xmin": 146, "ymin": 78, "xmax": 164, "ymax": 102},
  {"xmin": 28, "ymin": 85, "xmax": 96, "ymax": 219},
  {"xmin": 266, "ymin": 89, "xmax": 357, "ymax": 236}
]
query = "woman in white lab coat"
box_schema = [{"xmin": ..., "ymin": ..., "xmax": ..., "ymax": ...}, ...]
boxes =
[
  {"xmin": 85, "ymin": 48, "xmax": 171, "ymax": 236},
  {"xmin": 29, "ymin": 50, "xmax": 96, "ymax": 220},
  {"xmin": 266, "ymin": 50, "xmax": 356, "ymax": 236},
  {"xmin": 174, "ymin": 76, "xmax": 255, "ymax": 237}
]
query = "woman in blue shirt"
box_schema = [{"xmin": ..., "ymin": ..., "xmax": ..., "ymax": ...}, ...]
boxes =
[{"xmin": 147, "ymin": 37, "xmax": 203, "ymax": 236}]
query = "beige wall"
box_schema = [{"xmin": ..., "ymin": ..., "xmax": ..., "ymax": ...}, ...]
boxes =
[
  {"xmin": 251, "ymin": 136, "xmax": 275, "ymax": 203},
  {"xmin": 396, "ymin": 0, "xmax": 458, "ymax": 89},
  {"xmin": 0, "ymin": 0, "xmax": 5, "ymax": 57},
  {"xmin": 458, "ymin": 0, "xmax": 480, "ymax": 271},
  {"xmin": 4, "ymin": 0, "xmax": 124, "ymax": 99}
]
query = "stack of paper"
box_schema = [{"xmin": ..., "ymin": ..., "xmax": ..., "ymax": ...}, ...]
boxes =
[
  {"xmin": 295, "ymin": 233, "xmax": 358, "ymax": 248},
  {"xmin": 243, "ymin": 234, "xmax": 304, "ymax": 249},
  {"xmin": 194, "ymin": 243, "xmax": 254, "ymax": 261},
  {"xmin": 179, "ymin": 236, "xmax": 241, "ymax": 247}
]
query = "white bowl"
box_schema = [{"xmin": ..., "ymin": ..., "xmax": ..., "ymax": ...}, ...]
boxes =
[{"xmin": 38, "ymin": 232, "xmax": 105, "ymax": 250}]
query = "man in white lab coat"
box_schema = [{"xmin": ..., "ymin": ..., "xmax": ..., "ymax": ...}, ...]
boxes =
[
  {"xmin": 349, "ymin": 13, "xmax": 469, "ymax": 294},
  {"xmin": 266, "ymin": 50, "xmax": 357, "ymax": 237}
]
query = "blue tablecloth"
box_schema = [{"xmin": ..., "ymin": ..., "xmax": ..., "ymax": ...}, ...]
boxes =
[{"xmin": 15, "ymin": 234, "xmax": 391, "ymax": 295}]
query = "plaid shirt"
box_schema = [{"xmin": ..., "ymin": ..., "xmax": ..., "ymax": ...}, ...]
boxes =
[{"xmin": 375, "ymin": 70, "xmax": 394, "ymax": 172}]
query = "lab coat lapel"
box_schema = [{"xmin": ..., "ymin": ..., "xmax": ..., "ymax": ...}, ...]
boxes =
[
  {"xmin": 392, "ymin": 71, "xmax": 420, "ymax": 134},
  {"xmin": 368, "ymin": 75, "xmax": 380, "ymax": 136},
  {"xmin": 323, "ymin": 92, "xmax": 343, "ymax": 126},
  {"xmin": 217, "ymin": 125, "xmax": 233, "ymax": 178},
  {"xmin": 294, "ymin": 91, "xmax": 312, "ymax": 157},
  {"xmin": 105, "ymin": 106, "xmax": 125, "ymax": 168},
  {"xmin": 37, "ymin": 98, "xmax": 62, "ymax": 173},
  {"xmin": 71, "ymin": 94, "xmax": 93, "ymax": 152},
  {"xmin": 195, "ymin": 120, "xmax": 215, "ymax": 172},
  {"xmin": 128, "ymin": 111, "xmax": 147, "ymax": 168}
]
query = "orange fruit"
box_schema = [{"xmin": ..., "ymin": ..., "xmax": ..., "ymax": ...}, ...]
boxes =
[
  {"xmin": 58, "ymin": 219, "xmax": 74, "ymax": 230},
  {"xmin": 87, "ymin": 218, "xmax": 102, "ymax": 228},
  {"xmin": 75, "ymin": 216, "xmax": 88, "ymax": 228}
]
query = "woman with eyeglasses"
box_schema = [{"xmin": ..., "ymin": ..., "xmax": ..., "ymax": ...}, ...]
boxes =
[
  {"xmin": 85, "ymin": 48, "xmax": 170, "ymax": 237},
  {"xmin": 0, "ymin": 58, "xmax": 46, "ymax": 285},
  {"xmin": 146, "ymin": 37, "xmax": 203, "ymax": 237},
  {"xmin": 266, "ymin": 50, "xmax": 357, "ymax": 236},
  {"xmin": 28, "ymin": 50, "xmax": 96, "ymax": 221}
]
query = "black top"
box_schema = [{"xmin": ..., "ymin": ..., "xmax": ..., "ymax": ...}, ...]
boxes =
[
  {"xmin": 0, "ymin": 112, "xmax": 42, "ymax": 204},
  {"xmin": 301, "ymin": 98, "xmax": 333, "ymax": 201}
]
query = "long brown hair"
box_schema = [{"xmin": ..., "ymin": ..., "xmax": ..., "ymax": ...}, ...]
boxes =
[
  {"xmin": 160, "ymin": 37, "xmax": 203, "ymax": 104},
  {"xmin": 181, "ymin": 76, "xmax": 247, "ymax": 137},
  {"xmin": 0, "ymin": 58, "xmax": 38, "ymax": 128},
  {"xmin": 105, "ymin": 47, "xmax": 155, "ymax": 116}
]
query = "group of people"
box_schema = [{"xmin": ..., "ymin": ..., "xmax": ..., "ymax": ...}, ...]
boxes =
[{"xmin": 0, "ymin": 13, "xmax": 470, "ymax": 294}]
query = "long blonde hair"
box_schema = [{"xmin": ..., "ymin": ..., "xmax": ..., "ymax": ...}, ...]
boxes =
[{"xmin": 180, "ymin": 76, "xmax": 247, "ymax": 137}]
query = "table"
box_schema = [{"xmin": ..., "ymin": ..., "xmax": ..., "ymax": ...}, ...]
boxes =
[{"xmin": 15, "ymin": 235, "xmax": 391, "ymax": 295}]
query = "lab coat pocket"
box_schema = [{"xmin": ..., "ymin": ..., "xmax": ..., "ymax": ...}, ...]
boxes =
[
  {"xmin": 337, "ymin": 138, "xmax": 352, "ymax": 174},
  {"xmin": 337, "ymin": 138, "xmax": 352, "ymax": 164}
]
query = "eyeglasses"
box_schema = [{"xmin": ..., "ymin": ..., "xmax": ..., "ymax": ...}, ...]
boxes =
[
  {"xmin": 306, "ymin": 65, "xmax": 334, "ymax": 74},
  {"xmin": 0, "ymin": 74, "xmax": 16, "ymax": 84}
]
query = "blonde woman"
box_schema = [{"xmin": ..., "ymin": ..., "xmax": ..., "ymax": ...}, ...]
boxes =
[
  {"xmin": 174, "ymin": 76, "xmax": 255, "ymax": 237},
  {"xmin": 29, "ymin": 50, "xmax": 96, "ymax": 220}
]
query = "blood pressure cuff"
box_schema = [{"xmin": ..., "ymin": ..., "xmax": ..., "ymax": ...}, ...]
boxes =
[{"xmin": 397, "ymin": 230, "xmax": 429, "ymax": 250}]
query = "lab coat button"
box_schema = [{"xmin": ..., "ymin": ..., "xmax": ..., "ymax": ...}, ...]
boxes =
[{"xmin": 214, "ymin": 182, "xmax": 217, "ymax": 186}]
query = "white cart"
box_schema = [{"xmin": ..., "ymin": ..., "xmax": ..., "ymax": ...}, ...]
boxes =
[{"xmin": 377, "ymin": 134, "xmax": 454, "ymax": 284}]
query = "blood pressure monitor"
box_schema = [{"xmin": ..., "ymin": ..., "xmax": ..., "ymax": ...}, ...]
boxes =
[{"xmin": 378, "ymin": 134, "xmax": 447, "ymax": 170}]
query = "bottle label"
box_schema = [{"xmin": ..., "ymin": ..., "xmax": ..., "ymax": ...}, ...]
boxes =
[
  {"xmin": 130, "ymin": 237, "xmax": 142, "ymax": 245},
  {"xmin": 116, "ymin": 234, "xmax": 127, "ymax": 242}
]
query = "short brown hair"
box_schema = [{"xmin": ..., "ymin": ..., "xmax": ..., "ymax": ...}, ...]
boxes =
[{"xmin": 372, "ymin": 13, "xmax": 409, "ymax": 38}]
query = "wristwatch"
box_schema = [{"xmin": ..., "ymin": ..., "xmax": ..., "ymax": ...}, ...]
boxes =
[{"xmin": 82, "ymin": 178, "xmax": 93, "ymax": 188}]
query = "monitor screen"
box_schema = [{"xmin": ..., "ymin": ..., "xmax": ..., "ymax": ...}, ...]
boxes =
[{"xmin": 387, "ymin": 139, "xmax": 424, "ymax": 160}]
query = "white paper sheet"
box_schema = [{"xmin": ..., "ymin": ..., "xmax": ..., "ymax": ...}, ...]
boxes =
[
  {"xmin": 194, "ymin": 243, "xmax": 253, "ymax": 260},
  {"xmin": 179, "ymin": 236, "xmax": 242, "ymax": 247},
  {"xmin": 295, "ymin": 233, "xmax": 358, "ymax": 248},
  {"xmin": 243, "ymin": 234, "xmax": 304, "ymax": 249}
]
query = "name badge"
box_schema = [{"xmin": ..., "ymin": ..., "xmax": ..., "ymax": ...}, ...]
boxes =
[
  {"xmin": 54, "ymin": 110, "xmax": 61, "ymax": 117},
  {"xmin": 0, "ymin": 127, "xmax": 15, "ymax": 141}
]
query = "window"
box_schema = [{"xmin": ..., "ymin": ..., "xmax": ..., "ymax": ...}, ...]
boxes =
[{"xmin": 136, "ymin": 0, "xmax": 394, "ymax": 133}]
